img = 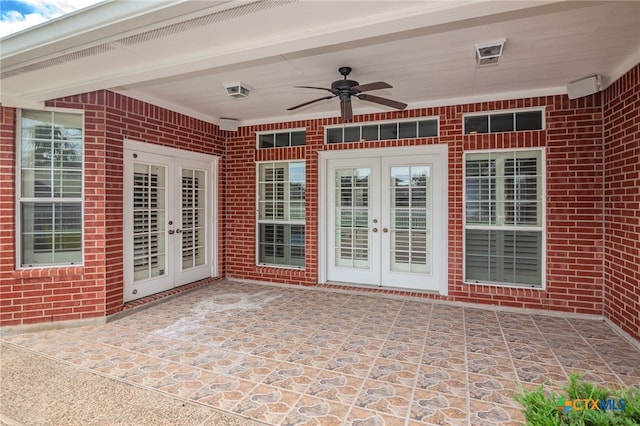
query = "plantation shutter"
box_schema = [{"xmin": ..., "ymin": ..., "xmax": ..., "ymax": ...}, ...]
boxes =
[{"xmin": 464, "ymin": 150, "xmax": 543, "ymax": 287}]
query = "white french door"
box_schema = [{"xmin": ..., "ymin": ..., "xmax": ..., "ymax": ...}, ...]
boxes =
[
  {"xmin": 323, "ymin": 146, "xmax": 447, "ymax": 293},
  {"xmin": 123, "ymin": 141, "xmax": 217, "ymax": 302},
  {"xmin": 328, "ymin": 158, "xmax": 381, "ymax": 284}
]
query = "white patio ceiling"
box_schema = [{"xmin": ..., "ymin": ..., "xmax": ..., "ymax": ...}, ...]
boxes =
[{"xmin": 1, "ymin": 0, "xmax": 639, "ymax": 126}]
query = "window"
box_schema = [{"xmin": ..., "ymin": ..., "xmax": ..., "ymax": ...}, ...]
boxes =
[
  {"xmin": 257, "ymin": 162, "xmax": 305, "ymax": 267},
  {"xmin": 463, "ymin": 109, "xmax": 544, "ymax": 134},
  {"xmin": 464, "ymin": 149, "xmax": 544, "ymax": 287},
  {"xmin": 18, "ymin": 109, "xmax": 83, "ymax": 267},
  {"xmin": 326, "ymin": 118, "xmax": 438, "ymax": 143},
  {"xmin": 258, "ymin": 130, "xmax": 306, "ymax": 148}
]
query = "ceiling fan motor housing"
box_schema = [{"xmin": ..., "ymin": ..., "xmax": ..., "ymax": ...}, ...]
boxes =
[{"xmin": 331, "ymin": 79, "xmax": 359, "ymax": 92}]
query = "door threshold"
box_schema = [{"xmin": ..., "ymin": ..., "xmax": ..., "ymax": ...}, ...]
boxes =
[
  {"xmin": 322, "ymin": 281, "xmax": 441, "ymax": 298},
  {"xmin": 117, "ymin": 278, "xmax": 219, "ymax": 318}
]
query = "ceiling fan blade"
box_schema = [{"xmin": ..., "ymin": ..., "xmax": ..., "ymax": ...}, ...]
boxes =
[
  {"xmin": 352, "ymin": 81, "xmax": 392, "ymax": 93},
  {"xmin": 293, "ymin": 85, "xmax": 334, "ymax": 93},
  {"xmin": 287, "ymin": 95, "xmax": 335, "ymax": 111},
  {"xmin": 340, "ymin": 98, "xmax": 353, "ymax": 121},
  {"xmin": 357, "ymin": 93, "xmax": 407, "ymax": 110}
]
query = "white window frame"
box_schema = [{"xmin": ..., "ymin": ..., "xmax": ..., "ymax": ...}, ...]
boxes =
[
  {"xmin": 463, "ymin": 147, "xmax": 546, "ymax": 288},
  {"xmin": 256, "ymin": 160, "xmax": 306, "ymax": 268},
  {"xmin": 16, "ymin": 108, "xmax": 85, "ymax": 269}
]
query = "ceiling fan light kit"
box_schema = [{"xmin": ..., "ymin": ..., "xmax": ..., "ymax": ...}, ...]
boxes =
[
  {"xmin": 287, "ymin": 66, "xmax": 407, "ymax": 121},
  {"xmin": 474, "ymin": 38, "xmax": 506, "ymax": 67}
]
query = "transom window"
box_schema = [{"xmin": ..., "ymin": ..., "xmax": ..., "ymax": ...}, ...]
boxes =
[
  {"xmin": 258, "ymin": 130, "xmax": 306, "ymax": 149},
  {"xmin": 257, "ymin": 161, "xmax": 305, "ymax": 267},
  {"xmin": 464, "ymin": 149, "xmax": 544, "ymax": 287},
  {"xmin": 463, "ymin": 109, "xmax": 544, "ymax": 134},
  {"xmin": 18, "ymin": 109, "xmax": 83, "ymax": 267},
  {"xmin": 326, "ymin": 118, "xmax": 438, "ymax": 144}
]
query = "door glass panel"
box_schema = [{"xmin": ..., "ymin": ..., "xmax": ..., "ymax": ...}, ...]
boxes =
[
  {"xmin": 181, "ymin": 168, "xmax": 206, "ymax": 270},
  {"xmin": 390, "ymin": 165, "xmax": 431, "ymax": 273},
  {"xmin": 132, "ymin": 163, "xmax": 166, "ymax": 282},
  {"xmin": 335, "ymin": 167, "xmax": 370, "ymax": 268}
]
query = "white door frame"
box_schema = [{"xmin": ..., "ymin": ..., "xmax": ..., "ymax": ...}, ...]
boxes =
[
  {"xmin": 318, "ymin": 144, "xmax": 448, "ymax": 295},
  {"xmin": 123, "ymin": 139, "xmax": 219, "ymax": 300}
]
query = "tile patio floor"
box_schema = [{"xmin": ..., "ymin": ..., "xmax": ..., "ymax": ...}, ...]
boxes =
[{"xmin": 3, "ymin": 279, "xmax": 640, "ymax": 425}]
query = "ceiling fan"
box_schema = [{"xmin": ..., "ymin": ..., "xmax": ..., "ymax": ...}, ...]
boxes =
[{"xmin": 287, "ymin": 66, "xmax": 407, "ymax": 121}]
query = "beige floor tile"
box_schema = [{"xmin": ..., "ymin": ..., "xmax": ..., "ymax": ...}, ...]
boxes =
[
  {"xmin": 409, "ymin": 389, "xmax": 469, "ymax": 424},
  {"xmin": 3, "ymin": 279, "xmax": 640, "ymax": 426},
  {"xmin": 306, "ymin": 370, "xmax": 364, "ymax": 405},
  {"xmin": 415, "ymin": 365, "xmax": 468, "ymax": 397},
  {"xmin": 280, "ymin": 395, "xmax": 351, "ymax": 426},
  {"xmin": 354, "ymin": 379, "xmax": 412, "ymax": 418},
  {"xmin": 468, "ymin": 399, "xmax": 526, "ymax": 425},
  {"xmin": 346, "ymin": 406, "xmax": 407, "ymax": 426},
  {"xmin": 232, "ymin": 383, "xmax": 300, "ymax": 425}
]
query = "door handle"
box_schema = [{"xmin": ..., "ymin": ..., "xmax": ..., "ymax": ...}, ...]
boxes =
[
  {"xmin": 168, "ymin": 229, "xmax": 175, "ymax": 235},
  {"xmin": 175, "ymin": 229, "xmax": 182, "ymax": 234},
  {"xmin": 382, "ymin": 228, "xmax": 388, "ymax": 233},
  {"xmin": 372, "ymin": 227, "xmax": 378, "ymax": 233}
]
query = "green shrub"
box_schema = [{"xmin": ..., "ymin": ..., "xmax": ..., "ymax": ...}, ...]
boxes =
[{"xmin": 514, "ymin": 373, "xmax": 640, "ymax": 426}]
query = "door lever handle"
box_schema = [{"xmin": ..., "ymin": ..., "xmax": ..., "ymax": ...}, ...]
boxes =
[
  {"xmin": 175, "ymin": 229, "xmax": 182, "ymax": 234},
  {"xmin": 168, "ymin": 229, "xmax": 175, "ymax": 235}
]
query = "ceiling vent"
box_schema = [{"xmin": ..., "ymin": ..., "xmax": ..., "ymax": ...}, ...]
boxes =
[
  {"xmin": 223, "ymin": 82, "xmax": 251, "ymax": 99},
  {"xmin": 474, "ymin": 39, "xmax": 506, "ymax": 67}
]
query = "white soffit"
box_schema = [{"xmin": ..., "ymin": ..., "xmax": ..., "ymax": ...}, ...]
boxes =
[{"xmin": 1, "ymin": 0, "xmax": 639, "ymax": 125}]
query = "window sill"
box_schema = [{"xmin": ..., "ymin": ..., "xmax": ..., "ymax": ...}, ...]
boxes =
[
  {"xmin": 464, "ymin": 280, "xmax": 544, "ymax": 290},
  {"xmin": 257, "ymin": 264, "xmax": 305, "ymax": 271},
  {"xmin": 13, "ymin": 265, "xmax": 85, "ymax": 279}
]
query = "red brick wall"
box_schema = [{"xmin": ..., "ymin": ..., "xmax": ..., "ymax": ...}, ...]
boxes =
[
  {"xmin": 0, "ymin": 107, "xmax": 18, "ymax": 325},
  {"xmin": 1, "ymin": 105, "xmax": 97, "ymax": 325},
  {"xmin": 0, "ymin": 91, "xmax": 224, "ymax": 326},
  {"xmin": 225, "ymin": 95, "xmax": 605, "ymax": 315},
  {"xmin": 1, "ymin": 75, "xmax": 635, "ymax": 327},
  {"xmin": 454, "ymin": 96, "xmax": 604, "ymax": 313},
  {"xmin": 603, "ymin": 64, "xmax": 640, "ymax": 341}
]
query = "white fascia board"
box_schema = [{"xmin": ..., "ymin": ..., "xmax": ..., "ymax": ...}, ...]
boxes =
[
  {"xmin": 0, "ymin": 0, "xmax": 230, "ymax": 67},
  {"xmin": 2, "ymin": 1, "xmax": 175, "ymax": 53}
]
